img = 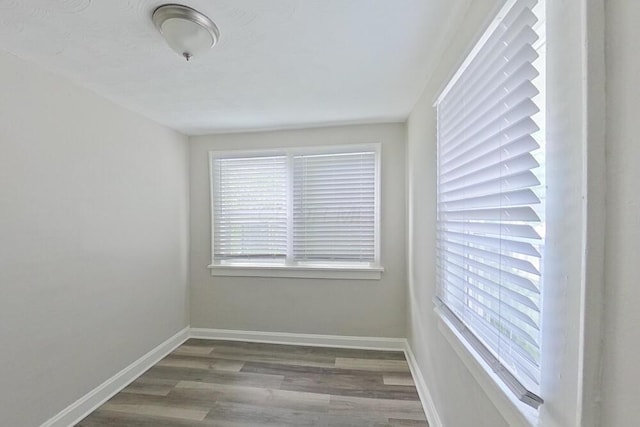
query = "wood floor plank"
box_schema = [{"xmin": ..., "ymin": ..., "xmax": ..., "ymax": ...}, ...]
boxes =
[
  {"xmin": 204, "ymin": 401, "xmax": 322, "ymax": 426},
  {"xmin": 173, "ymin": 344, "xmax": 215, "ymax": 356},
  {"xmin": 156, "ymin": 357, "xmax": 216, "ymax": 370},
  {"xmin": 329, "ymin": 395, "xmax": 426, "ymax": 421},
  {"xmin": 133, "ymin": 376, "xmax": 180, "ymax": 388},
  {"xmin": 143, "ymin": 365, "xmax": 285, "ymax": 389},
  {"xmin": 209, "ymin": 359, "xmax": 246, "ymax": 372},
  {"xmin": 175, "ymin": 380, "xmax": 330, "ymax": 412},
  {"xmin": 76, "ymin": 410, "xmax": 203, "ymax": 427},
  {"xmin": 157, "ymin": 355, "xmax": 245, "ymax": 372},
  {"xmin": 240, "ymin": 360, "xmax": 391, "ymax": 377},
  {"xmin": 202, "ymin": 341, "xmax": 338, "ymax": 368},
  {"xmin": 99, "ymin": 403, "xmax": 209, "ymax": 421},
  {"xmin": 206, "ymin": 351, "xmax": 338, "ymax": 368},
  {"xmin": 383, "ymin": 374, "xmax": 416, "ymax": 386},
  {"xmin": 281, "ymin": 375, "xmax": 420, "ymax": 400},
  {"xmin": 120, "ymin": 383, "xmax": 173, "ymax": 397},
  {"xmin": 335, "ymin": 357, "xmax": 411, "ymax": 373}
]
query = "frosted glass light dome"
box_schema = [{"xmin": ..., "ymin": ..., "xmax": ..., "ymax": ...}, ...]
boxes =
[{"xmin": 152, "ymin": 4, "xmax": 220, "ymax": 61}]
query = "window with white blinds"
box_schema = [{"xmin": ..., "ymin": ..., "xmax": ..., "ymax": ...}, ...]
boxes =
[
  {"xmin": 293, "ymin": 152, "xmax": 377, "ymax": 263},
  {"xmin": 435, "ymin": 0, "xmax": 545, "ymax": 409},
  {"xmin": 212, "ymin": 155, "xmax": 288, "ymax": 261},
  {"xmin": 210, "ymin": 145, "xmax": 380, "ymax": 269}
]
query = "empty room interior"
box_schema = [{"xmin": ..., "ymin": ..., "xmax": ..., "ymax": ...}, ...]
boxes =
[{"xmin": 0, "ymin": 0, "xmax": 637, "ymax": 426}]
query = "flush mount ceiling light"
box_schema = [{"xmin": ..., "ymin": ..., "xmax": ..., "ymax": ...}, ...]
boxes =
[{"xmin": 152, "ymin": 4, "xmax": 220, "ymax": 61}]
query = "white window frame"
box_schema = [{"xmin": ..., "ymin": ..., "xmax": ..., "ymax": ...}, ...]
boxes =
[{"xmin": 208, "ymin": 143, "xmax": 383, "ymax": 280}]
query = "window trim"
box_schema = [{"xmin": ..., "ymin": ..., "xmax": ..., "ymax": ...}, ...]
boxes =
[
  {"xmin": 208, "ymin": 264, "xmax": 384, "ymax": 280},
  {"xmin": 434, "ymin": 302, "xmax": 538, "ymax": 426},
  {"xmin": 207, "ymin": 143, "xmax": 383, "ymax": 279}
]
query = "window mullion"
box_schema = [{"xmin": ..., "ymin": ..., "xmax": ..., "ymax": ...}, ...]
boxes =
[{"xmin": 286, "ymin": 151, "xmax": 294, "ymax": 266}]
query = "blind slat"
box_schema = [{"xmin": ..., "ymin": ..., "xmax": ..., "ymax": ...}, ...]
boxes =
[
  {"xmin": 441, "ymin": 206, "xmax": 540, "ymax": 222},
  {"xmin": 442, "ymin": 250, "xmax": 539, "ymax": 293},
  {"xmin": 439, "ymin": 262, "xmax": 540, "ymax": 312},
  {"xmin": 439, "ymin": 220, "xmax": 541, "ymax": 239},
  {"xmin": 441, "ymin": 274, "xmax": 539, "ymax": 329},
  {"xmin": 440, "ymin": 152, "xmax": 540, "ymax": 190},
  {"xmin": 440, "ymin": 170, "xmax": 540, "ymax": 202},
  {"xmin": 440, "ymin": 133, "xmax": 539, "ymax": 180},
  {"xmin": 441, "ymin": 117, "xmax": 539, "ymax": 166},
  {"xmin": 442, "ymin": 231, "xmax": 541, "ymax": 257},
  {"xmin": 440, "ymin": 188, "xmax": 540, "ymax": 211},
  {"xmin": 441, "ymin": 239, "xmax": 540, "ymax": 275}
]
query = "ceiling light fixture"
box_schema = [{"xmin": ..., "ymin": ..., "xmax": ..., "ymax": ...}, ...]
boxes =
[{"xmin": 152, "ymin": 4, "xmax": 220, "ymax": 61}]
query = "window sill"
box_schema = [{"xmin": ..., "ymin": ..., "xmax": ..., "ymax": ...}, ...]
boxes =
[
  {"xmin": 207, "ymin": 264, "xmax": 384, "ymax": 280},
  {"xmin": 434, "ymin": 304, "xmax": 538, "ymax": 427}
]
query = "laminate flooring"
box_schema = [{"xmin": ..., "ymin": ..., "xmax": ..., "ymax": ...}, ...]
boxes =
[{"xmin": 76, "ymin": 339, "xmax": 428, "ymax": 427}]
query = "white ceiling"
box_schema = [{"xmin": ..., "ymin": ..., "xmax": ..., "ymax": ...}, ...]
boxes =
[{"xmin": 0, "ymin": 0, "xmax": 464, "ymax": 135}]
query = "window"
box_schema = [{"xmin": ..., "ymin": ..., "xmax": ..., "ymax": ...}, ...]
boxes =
[
  {"xmin": 209, "ymin": 144, "xmax": 382, "ymax": 279},
  {"xmin": 434, "ymin": 0, "xmax": 545, "ymax": 411},
  {"xmin": 212, "ymin": 154, "xmax": 288, "ymax": 262}
]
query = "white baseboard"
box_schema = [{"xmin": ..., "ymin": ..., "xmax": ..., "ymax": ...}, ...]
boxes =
[
  {"xmin": 403, "ymin": 342, "xmax": 443, "ymax": 427},
  {"xmin": 189, "ymin": 327, "xmax": 406, "ymax": 351},
  {"xmin": 40, "ymin": 326, "xmax": 190, "ymax": 427}
]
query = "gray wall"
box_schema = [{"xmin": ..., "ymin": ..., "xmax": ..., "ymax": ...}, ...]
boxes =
[
  {"xmin": 189, "ymin": 124, "xmax": 406, "ymax": 337},
  {"xmin": 0, "ymin": 50, "xmax": 190, "ymax": 427},
  {"xmin": 602, "ymin": 0, "xmax": 640, "ymax": 424}
]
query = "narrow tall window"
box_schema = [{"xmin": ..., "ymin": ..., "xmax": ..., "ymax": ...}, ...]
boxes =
[{"xmin": 435, "ymin": 0, "xmax": 546, "ymax": 409}]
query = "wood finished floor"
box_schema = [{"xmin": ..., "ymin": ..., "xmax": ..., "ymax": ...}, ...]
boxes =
[{"xmin": 76, "ymin": 339, "xmax": 428, "ymax": 427}]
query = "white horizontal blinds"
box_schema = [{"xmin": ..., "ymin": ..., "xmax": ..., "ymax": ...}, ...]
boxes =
[
  {"xmin": 436, "ymin": 0, "xmax": 545, "ymax": 404},
  {"xmin": 293, "ymin": 151, "xmax": 376, "ymax": 263},
  {"xmin": 212, "ymin": 155, "xmax": 287, "ymax": 261}
]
